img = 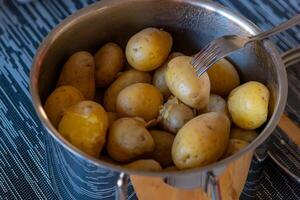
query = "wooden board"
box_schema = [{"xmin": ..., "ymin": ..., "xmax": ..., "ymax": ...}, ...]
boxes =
[{"xmin": 131, "ymin": 114, "xmax": 300, "ymax": 200}]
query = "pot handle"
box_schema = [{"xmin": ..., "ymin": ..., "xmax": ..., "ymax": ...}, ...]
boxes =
[
  {"xmin": 205, "ymin": 171, "xmax": 222, "ymax": 200},
  {"xmin": 115, "ymin": 173, "xmax": 129, "ymax": 200},
  {"xmin": 281, "ymin": 46, "xmax": 300, "ymax": 67}
]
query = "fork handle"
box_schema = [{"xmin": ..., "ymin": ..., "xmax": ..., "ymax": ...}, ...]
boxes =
[{"xmin": 248, "ymin": 13, "xmax": 300, "ymax": 42}]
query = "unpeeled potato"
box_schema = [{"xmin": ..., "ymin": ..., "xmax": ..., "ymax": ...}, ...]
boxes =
[
  {"xmin": 148, "ymin": 130, "xmax": 175, "ymax": 167},
  {"xmin": 57, "ymin": 51, "xmax": 95, "ymax": 100},
  {"xmin": 107, "ymin": 118, "xmax": 154, "ymax": 162},
  {"xmin": 44, "ymin": 86, "xmax": 84, "ymax": 127},
  {"xmin": 94, "ymin": 42, "xmax": 125, "ymax": 87},
  {"xmin": 58, "ymin": 101, "xmax": 108, "ymax": 157},
  {"xmin": 228, "ymin": 81, "xmax": 270, "ymax": 130},
  {"xmin": 223, "ymin": 139, "xmax": 249, "ymax": 158},
  {"xmin": 199, "ymin": 94, "xmax": 229, "ymax": 118},
  {"xmin": 163, "ymin": 166, "xmax": 178, "ymax": 172},
  {"xmin": 159, "ymin": 96, "xmax": 195, "ymax": 134},
  {"xmin": 230, "ymin": 127, "xmax": 258, "ymax": 143},
  {"xmin": 126, "ymin": 27, "xmax": 173, "ymax": 71},
  {"xmin": 153, "ymin": 52, "xmax": 184, "ymax": 99},
  {"xmin": 172, "ymin": 112, "xmax": 230, "ymax": 169},
  {"xmin": 103, "ymin": 69, "xmax": 151, "ymax": 112},
  {"xmin": 116, "ymin": 83, "xmax": 163, "ymax": 121},
  {"xmin": 207, "ymin": 58, "xmax": 240, "ymax": 96},
  {"xmin": 124, "ymin": 159, "xmax": 162, "ymax": 171},
  {"xmin": 165, "ymin": 56, "xmax": 210, "ymax": 109}
]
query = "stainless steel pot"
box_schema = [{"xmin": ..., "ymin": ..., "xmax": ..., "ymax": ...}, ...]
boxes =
[{"xmin": 30, "ymin": 0, "xmax": 290, "ymax": 199}]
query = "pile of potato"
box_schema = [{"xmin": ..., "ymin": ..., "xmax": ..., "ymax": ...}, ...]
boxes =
[{"xmin": 44, "ymin": 27, "xmax": 270, "ymax": 171}]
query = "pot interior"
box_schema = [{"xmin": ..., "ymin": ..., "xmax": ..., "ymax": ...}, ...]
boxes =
[{"xmin": 35, "ymin": 0, "xmax": 285, "ymax": 174}]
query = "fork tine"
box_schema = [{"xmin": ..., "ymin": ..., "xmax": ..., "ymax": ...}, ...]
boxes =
[
  {"xmin": 191, "ymin": 42, "xmax": 217, "ymax": 65},
  {"xmin": 195, "ymin": 53, "xmax": 217, "ymax": 74},
  {"xmin": 195, "ymin": 47, "xmax": 222, "ymax": 76},
  {"xmin": 193, "ymin": 44, "xmax": 219, "ymax": 70},
  {"xmin": 196, "ymin": 54, "xmax": 221, "ymax": 76},
  {"xmin": 194, "ymin": 51, "xmax": 217, "ymax": 72},
  {"xmin": 193, "ymin": 48, "xmax": 214, "ymax": 65}
]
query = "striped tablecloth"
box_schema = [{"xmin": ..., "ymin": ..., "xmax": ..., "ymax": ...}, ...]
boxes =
[{"xmin": 0, "ymin": 0, "xmax": 299, "ymax": 199}]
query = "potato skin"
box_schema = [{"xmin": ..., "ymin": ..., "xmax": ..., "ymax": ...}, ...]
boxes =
[
  {"xmin": 116, "ymin": 83, "xmax": 163, "ymax": 121},
  {"xmin": 153, "ymin": 52, "xmax": 184, "ymax": 99},
  {"xmin": 57, "ymin": 51, "xmax": 95, "ymax": 100},
  {"xmin": 207, "ymin": 58, "xmax": 240, "ymax": 96},
  {"xmin": 223, "ymin": 139, "xmax": 249, "ymax": 158},
  {"xmin": 107, "ymin": 118, "xmax": 154, "ymax": 162},
  {"xmin": 44, "ymin": 86, "xmax": 84, "ymax": 127},
  {"xmin": 199, "ymin": 94, "xmax": 229, "ymax": 118},
  {"xmin": 228, "ymin": 81, "xmax": 270, "ymax": 130},
  {"xmin": 149, "ymin": 130, "xmax": 174, "ymax": 167},
  {"xmin": 103, "ymin": 70, "xmax": 151, "ymax": 112},
  {"xmin": 165, "ymin": 56, "xmax": 210, "ymax": 109},
  {"xmin": 172, "ymin": 112, "xmax": 230, "ymax": 169},
  {"xmin": 58, "ymin": 101, "xmax": 108, "ymax": 157},
  {"xmin": 159, "ymin": 97, "xmax": 195, "ymax": 134},
  {"xmin": 94, "ymin": 42, "xmax": 125, "ymax": 87},
  {"xmin": 126, "ymin": 27, "xmax": 173, "ymax": 71},
  {"xmin": 230, "ymin": 127, "xmax": 258, "ymax": 143},
  {"xmin": 124, "ymin": 159, "xmax": 162, "ymax": 171},
  {"xmin": 163, "ymin": 166, "xmax": 178, "ymax": 172}
]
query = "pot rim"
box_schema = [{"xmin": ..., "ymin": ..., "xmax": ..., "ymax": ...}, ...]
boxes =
[{"xmin": 30, "ymin": 0, "xmax": 288, "ymax": 177}]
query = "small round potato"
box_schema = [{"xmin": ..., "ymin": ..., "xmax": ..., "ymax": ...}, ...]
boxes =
[
  {"xmin": 165, "ymin": 56, "xmax": 210, "ymax": 109},
  {"xmin": 103, "ymin": 70, "xmax": 151, "ymax": 112},
  {"xmin": 153, "ymin": 52, "xmax": 184, "ymax": 99},
  {"xmin": 124, "ymin": 159, "xmax": 162, "ymax": 171},
  {"xmin": 116, "ymin": 83, "xmax": 163, "ymax": 121},
  {"xmin": 172, "ymin": 112, "xmax": 230, "ymax": 169},
  {"xmin": 223, "ymin": 139, "xmax": 249, "ymax": 158},
  {"xmin": 199, "ymin": 94, "xmax": 229, "ymax": 118},
  {"xmin": 159, "ymin": 97, "xmax": 195, "ymax": 134},
  {"xmin": 149, "ymin": 130, "xmax": 175, "ymax": 167},
  {"xmin": 58, "ymin": 101, "xmax": 108, "ymax": 157},
  {"xmin": 57, "ymin": 51, "xmax": 95, "ymax": 100},
  {"xmin": 228, "ymin": 81, "xmax": 270, "ymax": 130},
  {"xmin": 107, "ymin": 118, "xmax": 155, "ymax": 162},
  {"xmin": 207, "ymin": 58, "xmax": 240, "ymax": 96},
  {"xmin": 94, "ymin": 42, "xmax": 125, "ymax": 87},
  {"xmin": 230, "ymin": 127, "xmax": 258, "ymax": 143},
  {"xmin": 44, "ymin": 86, "xmax": 84, "ymax": 127},
  {"xmin": 126, "ymin": 27, "xmax": 173, "ymax": 71}
]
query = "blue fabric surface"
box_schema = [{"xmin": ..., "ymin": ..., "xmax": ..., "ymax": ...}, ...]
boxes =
[{"xmin": 0, "ymin": 0, "xmax": 299, "ymax": 199}]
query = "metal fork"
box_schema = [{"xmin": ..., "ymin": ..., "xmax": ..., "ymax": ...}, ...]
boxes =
[{"xmin": 192, "ymin": 14, "xmax": 300, "ymax": 76}]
